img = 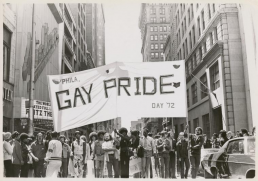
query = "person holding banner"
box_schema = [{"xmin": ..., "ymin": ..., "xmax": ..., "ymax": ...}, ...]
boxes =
[
  {"xmin": 102, "ymin": 133, "xmax": 120, "ymax": 178},
  {"xmin": 189, "ymin": 127, "xmax": 204, "ymax": 179},
  {"xmin": 71, "ymin": 131, "xmax": 85, "ymax": 178},
  {"xmin": 156, "ymin": 131, "xmax": 171, "ymax": 178},
  {"xmin": 139, "ymin": 128, "xmax": 156, "ymax": 178},
  {"xmin": 93, "ymin": 131, "xmax": 106, "ymax": 178},
  {"xmin": 168, "ymin": 132, "xmax": 177, "ymax": 178}
]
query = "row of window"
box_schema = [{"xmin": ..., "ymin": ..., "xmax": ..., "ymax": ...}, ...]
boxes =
[
  {"xmin": 150, "ymin": 17, "xmax": 167, "ymax": 23},
  {"xmin": 150, "ymin": 34, "xmax": 168, "ymax": 41},
  {"xmin": 3, "ymin": 88, "xmax": 13, "ymax": 102},
  {"xmin": 150, "ymin": 43, "xmax": 164, "ymax": 50},
  {"xmin": 150, "ymin": 26, "xmax": 168, "ymax": 32},
  {"xmin": 150, "ymin": 7, "xmax": 165, "ymax": 15},
  {"xmin": 186, "ymin": 62, "xmax": 220, "ymax": 107},
  {"xmin": 150, "ymin": 52, "xmax": 164, "ymax": 59}
]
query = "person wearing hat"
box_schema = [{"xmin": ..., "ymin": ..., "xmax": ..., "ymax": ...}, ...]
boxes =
[
  {"xmin": 59, "ymin": 135, "xmax": 71, "ymax": 178},
  {"xmin": 11, "ymin": 131, "xmax": 23, "ymax": 177},
  {"xmin": 70, "ymin": 131, "xmax": 85, "ymax": 178},
  {"xmin": 3, "ymin": 132, "xmax": 13, "ymax": 177},
  {"xmin": 19, "ymin": 133, "xmax": 32, "ymax": 177},
  {"xmin": 189, "ymin": 127, "xmax": 204, "ymax": 179},
  {"xmin": 31, "ymin": 132, "xmax": 47, "ymax": 177},
  {"xmin": 88, "ymin": 132, "xmax": 97, "ymax": 177},
  {"xmin": 93, "ymin": 130, "xmax": 105, "ymax": 178},
  {"xmin": 45, "ymin": 131, "xmax": 62, "ymax": 177},
  {"xmin": 115, "ymin": 127, "xmax": 131, "ymax": 178},
  {"xmin": 176, "ymin": 132, "xmax": 189, "ymax": 179},
  {"xmin": 139, "ymin": 128, "xmax": 156, "ymax": 178},
  {"xmin": 156, "ymin": 130, "xmax": 171, "ymax": 178}
]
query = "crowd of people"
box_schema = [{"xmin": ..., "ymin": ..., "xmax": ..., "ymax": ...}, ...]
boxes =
[{"xmin": 3, "ymin": 126, "xmax": 256, "ymax": 178}]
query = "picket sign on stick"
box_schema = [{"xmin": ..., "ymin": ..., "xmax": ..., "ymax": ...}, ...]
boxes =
[{"xmin": 48, "ymin": 61, "xmax": 187, "ymax": 132}]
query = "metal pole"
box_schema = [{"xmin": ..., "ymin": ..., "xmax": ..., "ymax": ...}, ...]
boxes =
[{"xmin": 28, "ymin": 4, "xmax": 36, "ymax": 135}]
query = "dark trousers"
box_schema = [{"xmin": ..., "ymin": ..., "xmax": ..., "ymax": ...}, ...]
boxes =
[
  {"xmin": 179, "ymin": 157, "xmax": 190, "ymax": 178},
  {"xmin": 120, "ymin": 154, "xmax": 129, "ymax": 178},
  {"xmin": 4, "ymin": 160, "xmax": 13, "ymax": 177},
  {"xmin": 33, "ymin": 159, "xmax": 46, "ymax": 177},
  {"xmin": 61, "ymin": 158, "xmax": 69, "ymax": 177},
  {"xmin": 12, "ymin": 164, "xmax": 21, "ymax": 177},
  {"xmin": 169, "ymin": 151, "xmax": 176, "ymax": 178},
  {"xmin": 107, "ymin": 154, "xmax": 119, "ymax": 178},
  {"xmin": 190, "ymin": 155, "xmax": 201, "ymax": 178},
  {"xmin": 20, "ymin": 163, "xmax": 29, "ymax": 177}
]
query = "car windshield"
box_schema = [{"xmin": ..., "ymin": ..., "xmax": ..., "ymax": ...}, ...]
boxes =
[{"xmin": 247, "ymin": 139, "xmax": 255, "ymax": 154}]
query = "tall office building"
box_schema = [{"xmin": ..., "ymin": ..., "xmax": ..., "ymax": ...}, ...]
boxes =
[
  {"xmin": 165, "ymin": 3, "xmax": 255, "ymax": 137},
  {"xmin": 86, "ymin": 4, "xmax": 105, "ymax": 67},
  {"xmin": 139, "ymin": 3, "xmax": 172, "ymax": 62}
]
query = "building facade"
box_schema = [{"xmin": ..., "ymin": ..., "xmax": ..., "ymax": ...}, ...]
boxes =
[
  {"xmin": 139, "ymin": 3, "xmax": 172, "ymax": 62},
  {"xmin": 86, "ymin": 4, "xmax": 105, "ymax": 67},
  {"xmin": 3, "ymin": 4, "xmax": 16, "ymax": 132},
  {"xmin": 166, "ymin": 3, "xmax": 254, "ymax": 137}
]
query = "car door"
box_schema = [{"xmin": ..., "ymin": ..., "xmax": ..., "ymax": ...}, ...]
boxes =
[{"xmin": 226, "ymin": 139, "xmax": 247, "ymax": 179}]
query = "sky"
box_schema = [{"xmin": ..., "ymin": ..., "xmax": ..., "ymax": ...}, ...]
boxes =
[{"xmin": 104, "ymin": 3, "xmax": 143, "ymax": 129}]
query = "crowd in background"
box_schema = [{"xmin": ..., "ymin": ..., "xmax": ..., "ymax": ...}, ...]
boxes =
[{"xmin": 3, "ymin": 126, "xmax": 256, "ymax": 178}]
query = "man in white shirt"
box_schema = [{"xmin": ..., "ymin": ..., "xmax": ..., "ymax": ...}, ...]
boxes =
[
  {"xmin": 45, "ymin": 131, "xmax": 62, "ymax": 177},
  {"xmin": 139, "ymin": 128, "xmax": 156, "ymax": 178}
]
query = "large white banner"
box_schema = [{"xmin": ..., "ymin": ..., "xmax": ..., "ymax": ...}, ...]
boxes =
[{"xmin": 48, "ymin": 61, "xmax": 186, "ymax": 132}]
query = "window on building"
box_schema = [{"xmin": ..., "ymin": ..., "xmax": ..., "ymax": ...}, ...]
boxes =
[
  {"xmin": 214, "ymin": 27, "xmax": 218, "ymax": 41},
  {"xmin": 160, "ymin": 43, "xmax": 164, "ymax": 50},
  {"xmin": 160, "ymin": 17, "xmax": 166, "ymax": 23},
  {"xmin": 175, "ymin": 15, "xmax": 178, "ymax": 27},
  {"xmin": 151, "ymin": 44, "xmax": 154, "ymax": 50},
  {"xmin": 179, "ymin": 49, "xmax": 182, "ymax": 59},
  {"xmin": 185, "ymin": 39, "xmax": 188, "ymax": 56},
  {"xmin": 203, "ymin": 42, "xmax": 207, "ymax": 54},
  {"xmin": 164, "ymin": 26, "xmax": 167, "ymax": 32},
  {"xmin": 193, "ymin": 53, "xmax": 197, "ymax": 68},
  {"xmin": 191, "ymin": 82, "xmax": 198, "ymax": 104},
  {"xmin": 180, "ymin": 123, "xmax": 184, "ymax": 132},
  {"xmin": 202, "ymin": 10, "xmax": 205, "ymax": 30},
  {"xmin": 188, "ymin": 59, "xmax": 192, "ymax": 74},
  {"xmin": 160, "ymin": 26, "xmax": 163, "ymax": 32},
  {"xmin": 160, "ymin": 35, "xmax": 163, "ymax": 40},
  {"xmin": 184, "ymin": 17, "xmax": 187, "ymax": 32},
  {"xmin": 78, "ymin": 15, "xmax": 80, "ymax": 27},
  {"xmin": 3, "ymin": 26, "xmax": 11, "ymax": 82},
  {"xmin": 155, "ymin": 52, "xmax": 159, "ymax": 58},
  {"xmin": 199, "ymin": 46, "xmax": 203, "ymax": 60},
  {"xmin": 188, "ymin": 9, "xmax": 191, "ymax": 25},
  {"xmin": 208, "ymin": 4, "xmax": 211, "ymax": 20},
  {"xmin": 200, "ymin": 73, "xmax": 208, "ymax": 99},
  {"xmin": 187, "ymin": 89, "xmax": 190, "ymax": 107},
  {"xmin": 78, "ymin": 49, "xmax": 81, "ymax": 61},
  {"xmin": 151, "ymin": 7, "xmax": 156, "ymax": 15},
  {"xmin": 181, "ymin": 23, "xmax": 184, "ymax": 36},
  {"xmin": 202, "ymin": 114, "xmax": 210, "ymax": 138},
  {"xmin": 210, "ymin": 32, "xmax": 213, "ymax": 47},
  {"xmin": 154, "ymin": 35, "xmax": 158, "ymax": 40},
  {"xmin": 188, "ymin": 121, "xmax": 192, "ymax": 133},
  {"xmin": 210, "ymin": 61, "xmax": 220, "ymax": 90},
  {"xmin": 164, "ymin": 34, "xmax": 167, "ymax": 40},
  {"xmin": 151, "ymin": 53, "xmax": 155, "ymax": 58},
  {"xmin": 192, "ymin": 26, "xmax": 196, "ymax": 45},
  {"xmin": 155, "ymin": 44, "xmax": 159, "ymax": 50},
  {"xmin": 180, "ymin": 4, "xmax": 183, "ymax": 15},
  {"xmin": 151, "ymin": 17, "xmax": 156, "ymax": 23},
  {"xmin": 191, "ymin": 4, "xmax": 194, "ymax": 19},
  {"xmin": 160, "ymin": 7, "xmax": 165, "ymax": 15},
  {"xmin": 193, "ymin": 118, "xmax": 199, "ymax": 130},
  {"xmin": 196, "ymin": 3, "xmax": 199, "ymax": 10},
  {"xmin": 179, "ymin": 29, "xmax": 181, "ymax": 44},
  {"xmin": 182, "ymin": 43, "xmax": 185, "ymax": 59},
  {"xmin": 81, "ymin": 38, "xmax": 83, "ymax": 50},
  {"xmin": 161, "ymin": 52, "xmax": 164, "ymax": 58},
  {"xmin": 78, "ymin": 3, "xmax": 80, "ymax": 10},
  {"xmin": 213, "ymin": 4, "xmax": 216, "ymax": 13},
  {"xmin": 78, "ymin": 33, "xmax": 80, "ymax": 45},
  {"xmin": 151, "ymin": 35, "xmax": 154, "ymax": 41},
  {"xmin": 151, "ymin": 26, "xmax": 153, "ymax": 32},
  {"xmin": 189, "ymin": 32, "xmax": 192, "ymax": 50},
  {"xmin": 154, "ymin": 26, "xmax": 158, "ymax": 31},
  {"xmin": 197, "ymin": 17, "xmax": 201, "ymax": 37}
]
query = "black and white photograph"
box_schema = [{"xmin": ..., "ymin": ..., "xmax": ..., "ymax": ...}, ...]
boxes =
[{"xmin": 2, "ymin": 2, "xmax": 257, "ymax": 179}]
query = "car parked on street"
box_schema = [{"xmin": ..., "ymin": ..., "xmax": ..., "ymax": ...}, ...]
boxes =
[{"xmin": 201, "ymin": 136, "xmax": 255, "ymax": 179}]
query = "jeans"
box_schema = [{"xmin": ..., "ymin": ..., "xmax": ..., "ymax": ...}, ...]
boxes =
[
  {"xmin": 33, "ymin": 159, "xmax": 46, "ymax": 177},
  {"xmin": 120, "ymin": 154, "xmax": 129, "ymax": 178},
  {"xmin": 190, "ymin": 155, "xmax": 201, "ymax": 178},
  {"xmin": 4, "ymin": 160, "xmax": 13, "ymax": 177},
  {"xmin": 158, "ymin": 153, "xmax": 170, "ymax": 178},
  {"xmin": 169, "ymin": 151, "xmax": 176, "ymax": 178},
  {"xmin": 20, "ymin": 163, "xmax": 29, "ymax": 177},
  {"xmin": 12, "ymin": 164, "xmax": 21, "ymax": 177},
  {"xmin": 61, "ymin": 158, "xmax": 68, "ymax": 177},
  {"xmin": 106, "ymin": 154, "xmax": 119, "ymax": 178},
  {"xmin": 95, "ymin": 160, "xmax": 104, "ymax": 178},
  {"xmin": 46, "ymin": 160, "xmax": 62, "ymax": 178},
  {"xmin": 141, "ymin": 157, "xmax": 151, "ymax": 178},
  {"xmin": 179, "ymin": 157, "xmax": 190, "ymax": 178}
]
